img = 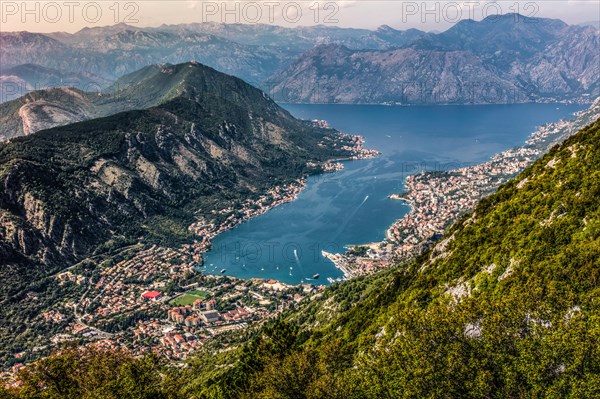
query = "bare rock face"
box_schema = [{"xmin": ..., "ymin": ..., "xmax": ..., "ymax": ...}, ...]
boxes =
[
  {"xmin": 270, "ymin": 45, "xmax": 526, "ymax": 104},
  {"xmin": 0, "ymin": 87, "xmax": 99, "ymax": 141},
  {"xmin": 526, "ymin": 26, "xmax": 600, "ymax": 96}
]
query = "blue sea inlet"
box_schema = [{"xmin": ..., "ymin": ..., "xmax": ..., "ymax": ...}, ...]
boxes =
[{"xmin": 201, "ymin": 103, "xmax": 586, "ymax": 284}]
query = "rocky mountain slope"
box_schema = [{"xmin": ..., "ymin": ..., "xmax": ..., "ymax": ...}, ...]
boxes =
[
  {"xmin": 0, "ymin": 61, "xmax": 357, "ymax": 297},
  {"xmin": 1, "ymin": 62, "xmax": 283, "ymax": 141},
  {"xmin": 0, "ymin": 87, "xmax": 100, "ymax": 141},
  {"xmin": 270, "ymin": 14, "xmax": 600, "ymax": 104},
  {"xmin": 0, "ymin": 63, "xmax": 199, "ymax": 140}
]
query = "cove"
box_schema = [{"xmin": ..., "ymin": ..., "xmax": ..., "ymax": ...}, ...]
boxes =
[{"xmin": 201, "ymin": 103, "xmax": 586, "ymax": 284}]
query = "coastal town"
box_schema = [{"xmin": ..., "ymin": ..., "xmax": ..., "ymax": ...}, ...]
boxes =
[
  {"xmin": 188, "ymin": 177, "xmax": 307, "ymax": 255},
  {"xmin": 73, "ymin": 267, "xmax": 319, "ymax": 362},
  {"xmin": 323, "ymin": 100, "xmax": 599, "ymax": 277},
  {"xmin": 0, "ymin": 127, "xmax": 378, "ymax": 381},
  {"xmin": 385, "ymin": 145, "xmax": 537, "ymax": 253},
  {"xmin": 312, "ymin": 119, "xmax": 382, "ymax": 162},
  {"xmin": 3, "ymin": 241, "xmax": 322, "ymax": 382}
]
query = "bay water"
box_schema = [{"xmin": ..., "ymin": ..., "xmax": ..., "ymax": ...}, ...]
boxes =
[{"xmin": 201, "ymin": 103, "xmax": 586, "ymax": 284}]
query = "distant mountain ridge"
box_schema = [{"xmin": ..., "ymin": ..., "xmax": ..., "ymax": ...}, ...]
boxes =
[
  {"xmin": 1, "ymin": 15, "xmax": 597, "ymax": 105},
  {"xmin": 0, "ymin": 23, "xmax": 426, "ymax": 95},
  {"xmin": 269, "ymin": 14, "xmax": 600, "ymax": 104},
  {"xmin": 0, "ymin": 29, "xmax": 288, "ymax": 87},
  {"xmin": 56, "ymin": 22, "xmax": 425, "ymax": 51}
]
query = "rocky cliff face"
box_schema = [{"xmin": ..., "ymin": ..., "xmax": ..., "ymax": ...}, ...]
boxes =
[
  {"xmin": 269, "ymin": 15, "xmax": 600, "ymax": 104},
  {"xmin": 0, "ymin": 87, "xmax": 100, "ymax": 141},
  {"xmin": 269, "ymin": 45, "xmax": 526, "ymax": 104},
  {"xmin": 526, "ymin": 25, "xmax": 600, "ymax": 97}
]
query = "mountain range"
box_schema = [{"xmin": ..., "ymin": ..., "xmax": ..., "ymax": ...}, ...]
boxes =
[
  {"xmin": 0, "ymin": 22, "xmax": 426, "ymax": 95},
  {"xmin": 1, "ymin": 14, "xmax": 598, "ymax": 105},
  {"xmin": 269, "ymin": 14, "xmax": 599, "ymax": 104}
]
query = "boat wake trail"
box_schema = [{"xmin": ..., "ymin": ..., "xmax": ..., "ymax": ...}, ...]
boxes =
[
  {"xmin": 333, "ymin": 195, "xmax": 370, "ymax": 240},
  {"xmin": 360, "ymin": 195, "xmax": 369, "ymax": 206},
  {"xmin": 293, "ymin": 249, "xmax": 308, "ymax": 280}
]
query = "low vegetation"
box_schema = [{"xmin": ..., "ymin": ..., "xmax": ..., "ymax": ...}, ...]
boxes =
[{"xmin": 170, "ymin": 291, "xmax": 210, "ymax": 306}]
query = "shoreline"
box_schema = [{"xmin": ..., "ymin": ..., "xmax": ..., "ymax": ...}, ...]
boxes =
[
  {"xmin": 279, "ymin": 100, "xmax": 593, "ymax": 107},
  {"xmin": 324, "ymin": 99, "xmax": 600, "ymax": 276},
  {"xmin": 187, "ymin": 129, "xmax": 379, "ymax": 281}
]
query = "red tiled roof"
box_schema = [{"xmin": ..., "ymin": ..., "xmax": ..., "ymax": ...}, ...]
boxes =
[{"xmin": 142, "ymin": 291, "xmax": 162, "ymax": 299}]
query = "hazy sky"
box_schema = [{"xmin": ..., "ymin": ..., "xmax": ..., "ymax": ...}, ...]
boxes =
[{"xmin": 1, "ymin": 0, "xmax": 599, "ymax": 33}]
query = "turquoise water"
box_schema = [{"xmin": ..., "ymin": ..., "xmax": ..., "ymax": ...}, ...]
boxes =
[{"xmin": 201, "ymin": 103, "xmax": 586, "ymax": 284}]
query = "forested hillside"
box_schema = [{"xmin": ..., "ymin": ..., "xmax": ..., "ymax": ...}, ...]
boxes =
[
  {"xmin": 184, "ymin": 118, "xmax": 600, "ymax": 398},
  {"xmin": 4, "ymin": 119, "xmax": 599, "ymax": 398}
]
